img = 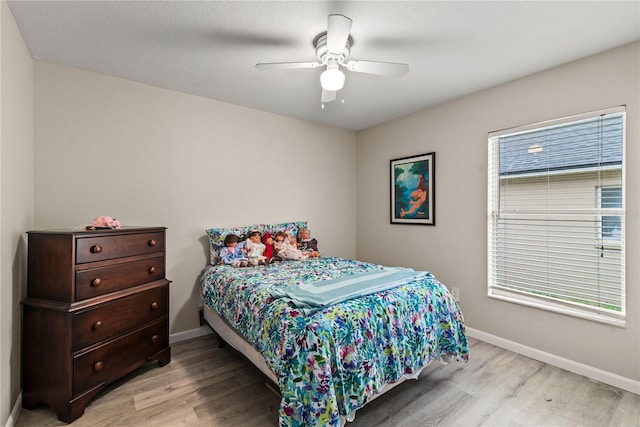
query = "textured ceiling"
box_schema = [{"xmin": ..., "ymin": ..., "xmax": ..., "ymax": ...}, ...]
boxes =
[{"xmin": 8, "ymin": 1, "xmax": 640, "ymax": 131}]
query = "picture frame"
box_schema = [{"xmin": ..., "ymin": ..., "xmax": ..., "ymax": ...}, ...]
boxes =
[{"xmin": 390, "ymin": 152, "xmax": 435, "ymax": 225}]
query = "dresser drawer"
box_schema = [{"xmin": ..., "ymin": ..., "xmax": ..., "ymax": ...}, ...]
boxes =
[
  {"xmin": 76, "ymin": 232, "xmax": 164, "ymax": 264},
  {"xmin": 73, "ymin": 285, "xmax": 168, "ymax": 350},
  {"xmin": 73, "ymin": 318, "xmax": 168, "ymax": 395},
  {"xmin": 75, "ymin": 256, "xmax": 165, "ymax": 300}
]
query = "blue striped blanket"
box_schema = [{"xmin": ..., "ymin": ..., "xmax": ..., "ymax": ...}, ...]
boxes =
[{"xmin": 270, "ymin": 267, "xmax": 427, "ymax": 315}]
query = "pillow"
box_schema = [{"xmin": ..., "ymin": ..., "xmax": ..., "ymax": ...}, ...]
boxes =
[
  {"xmin": 206, "ymin": 221, "xmax": 307, "ymax": 265},
  {"xmin": 261, "ymin": 221, "xmax": 308, "ymax": 239}
]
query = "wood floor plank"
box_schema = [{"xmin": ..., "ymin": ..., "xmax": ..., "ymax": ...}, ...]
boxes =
[{"xmin": 15, "ymin": 335, "xmax": 639, "ymax": 427}]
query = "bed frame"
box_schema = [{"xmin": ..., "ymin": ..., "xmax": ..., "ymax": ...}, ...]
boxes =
[{"xmin": 204, "ymin": 306, "xmax": 278, "ymax": 383}]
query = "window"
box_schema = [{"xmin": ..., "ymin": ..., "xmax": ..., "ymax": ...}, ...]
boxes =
[
  {"xmin": 598, "ymin": 186, "xmax": 622, "ymax": 242},
  {"xmin": 487, "ymin": 107, "xmax": 625, "ymax": 326}
]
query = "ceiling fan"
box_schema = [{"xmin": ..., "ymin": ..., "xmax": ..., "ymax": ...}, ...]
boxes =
[{"xmin": 255, "ymin": 14, "xmax": 409, "ymax": 104}]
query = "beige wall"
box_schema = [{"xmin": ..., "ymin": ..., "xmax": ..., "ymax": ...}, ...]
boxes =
[
  {"xmin": 356, "ymin": 42, "xmax": 639, "ymax": 383},
  {"xmin": 33, "ymin": 61, "xmax": 357, "ymax": 336},
  {"xmin": 0, "ymin": 1, "xmax": 34, "ymax": 425}
]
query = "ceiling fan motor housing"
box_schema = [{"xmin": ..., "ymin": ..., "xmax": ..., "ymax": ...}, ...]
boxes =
[{"xmin": 314, "ymin": 32, "xmax": 352, "ymax": 66}]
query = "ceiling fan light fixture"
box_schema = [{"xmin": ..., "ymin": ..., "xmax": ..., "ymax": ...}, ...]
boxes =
[{"xmin": 320, "ymin": 65, "xmax": 345, "ymax": 91}]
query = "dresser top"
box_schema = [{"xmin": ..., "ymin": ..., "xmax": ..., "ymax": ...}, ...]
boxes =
[{"xmin": 27, "ymin": 226, "xmax": 166, "ymax": 236}]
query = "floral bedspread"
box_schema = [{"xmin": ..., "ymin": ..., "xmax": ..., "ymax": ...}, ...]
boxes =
[{"xmin": 200, "ymin": 256, "xmax": 469, "ymax": 426}]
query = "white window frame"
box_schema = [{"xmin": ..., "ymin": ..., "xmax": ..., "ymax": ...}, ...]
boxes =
[{"xmin": 487, "ymin": 106, "xmax": 626, "ymax": 327}]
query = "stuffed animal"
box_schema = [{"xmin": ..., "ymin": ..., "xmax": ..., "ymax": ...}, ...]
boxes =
[{"xmin": 87, "ymin": 216, "xmax": 121, "ymax": 230}]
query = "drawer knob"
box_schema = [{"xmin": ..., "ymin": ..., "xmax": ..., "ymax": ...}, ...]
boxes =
[
  {"xmin": 151, "ymin": 335, "xmax": 160, "ymax": 344},
  {"xmin": 90, "ymin": 245, "xmax": 103, "ymax": 254},
  {"xmin": 150, "ymin": 301, "xmax": 159, "ymax": 310},
  {"xmin": 148, "ymin": 239, "xmax": 157, "ymax": 247},
  {"xmin": 148, "ymin": 266, "xmax": 156, "ymax": 274},
  {"xmin": 93, "ymin": 320, "xmax": 103, "ymax": 331},
  {"xmin": 91, "ymin": 278, "xmax": 102, "ymax": 287},
  {"xmin": 93, "ymin": 361, "xmax": 104, "ymax": 372}
]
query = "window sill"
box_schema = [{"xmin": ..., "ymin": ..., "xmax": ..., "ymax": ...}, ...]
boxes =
[{"xmin": 488, "ymin": 288, "xmax": 626, "ymax": 328}]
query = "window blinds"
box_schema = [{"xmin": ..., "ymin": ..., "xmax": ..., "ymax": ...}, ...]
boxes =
[{"xmin": 487, "ymin": 107, "xmax": 625, "ymax": 325}]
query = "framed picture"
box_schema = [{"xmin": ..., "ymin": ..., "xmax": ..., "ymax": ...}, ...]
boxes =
[{"xmin": 390, "ymin": 152, "xmax": 435, "ymax": 225}]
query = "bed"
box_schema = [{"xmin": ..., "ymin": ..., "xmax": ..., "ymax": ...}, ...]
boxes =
[{"xmin": 200, "ymin": 221, "xmax": 469, "ymax": 426}]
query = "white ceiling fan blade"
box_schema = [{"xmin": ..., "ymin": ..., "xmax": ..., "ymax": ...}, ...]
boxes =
[
  {"xmin": 326, "ymin": 14, "xmax": 352, "ymax": 54},
  {"xmin": 321, "ymin": 89, "xmax": 337, "ymax": 103},
  {"xmin": 345, "ymin": 60, "xmax": 409, "ymax": 77},
  {"xmin": 256, "ymin": 61, "xmax": 321, "ymax": 70}
]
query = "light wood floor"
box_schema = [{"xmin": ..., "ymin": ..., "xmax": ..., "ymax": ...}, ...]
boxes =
[{"xmin": 16, "ymin": 334, "xmax": 639, "ymax": 427}]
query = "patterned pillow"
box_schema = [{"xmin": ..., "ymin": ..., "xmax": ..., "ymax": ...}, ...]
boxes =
[
  {"xmin": 261, "ymin": 221, "xmax": 308, "ymax": 239},
  {"xmin": 206, "ymin": 221, "xmax": 307, "ymax": 265}
]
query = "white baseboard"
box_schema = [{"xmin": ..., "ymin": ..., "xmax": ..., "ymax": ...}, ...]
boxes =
[
  {"xmin": 5, "ymin": 393, "xmax": 21, "ymax": 427},
  {"xmin": 169, "ymin": 325, "xmax": 213, "ymax": 344},
  {"xmin": 466, "ymin": 327, "xmax": 640, "ymax": 395}
]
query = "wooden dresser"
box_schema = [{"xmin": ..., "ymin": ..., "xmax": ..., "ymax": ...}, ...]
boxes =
[{"xmin": 22, "ymin": 227, "xmax": 171, "ymax": 423}]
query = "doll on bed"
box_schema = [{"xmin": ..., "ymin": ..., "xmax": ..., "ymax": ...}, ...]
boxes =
[
  {"xmin": 245, "ymin": 230, "xmax": 269, "ymax": 266},
  {"xmin": 261, "ymin": 232, "xmax": 276, "ymax": 263},
  {"xmin": 219, "ymin": 234, "xmax": 249, "ymax": 267},
  {"xmin": 297, "ymin": 228, "xmax": 319, "ymax": 258},
  {"xmin": 273, "ymin": 231, "xmax": 307, "ymax": 261}
]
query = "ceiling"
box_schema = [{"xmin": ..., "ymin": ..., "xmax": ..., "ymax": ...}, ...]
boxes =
[{"xmin": 8, "ymin": 1, "xmax": 640, "ymax": 132}]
